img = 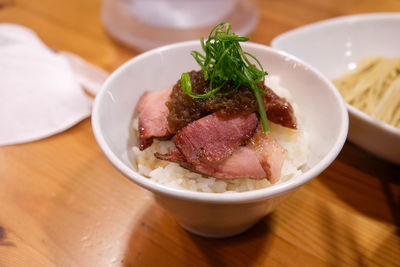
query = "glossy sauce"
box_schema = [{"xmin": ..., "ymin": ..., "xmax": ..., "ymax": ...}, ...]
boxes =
[{"xmin": 166, "ymin": 70, "xmax": 263, "ymax": 132}]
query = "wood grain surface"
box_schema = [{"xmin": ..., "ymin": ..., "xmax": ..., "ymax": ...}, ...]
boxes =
[{"xmin": 1, "ymin": 0, "xmax": 400, "ymax": 266}]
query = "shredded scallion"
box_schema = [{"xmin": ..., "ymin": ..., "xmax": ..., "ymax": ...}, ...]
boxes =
[{"xmin": 180, "ymin": 22, "xmax": 269, "ymax": 133}]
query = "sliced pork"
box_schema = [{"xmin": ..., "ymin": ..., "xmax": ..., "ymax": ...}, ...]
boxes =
[
  {"xmin": 155, "ymin": 146, "xmax": 266, "ymax": 179},
  {"xmin": 155, "ymin": 116, "xmax": 286, "ymax": 183},
  {"xmin": 137, "ymin": 83, "xmax": 296, "ymax": 152},
  {"xmin": 248, "ymin": 125, "xmax": 286, "ymax": 183},
  {"xmin": 208, "ymin": 147, "xmax": 267, "ymax": 179},
  {"xmin": 173, "ymin": 112, "xmax": 259, "ymax": 164},
  {"xmin": 264, "ymin": 88, "xmax": 297, "ymax": 129},
  {"xmin": 137, "ymin": 87, "xmax": 172, "ymax": 150}
]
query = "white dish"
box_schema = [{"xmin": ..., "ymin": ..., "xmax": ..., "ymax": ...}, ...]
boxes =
[
  {"xmin": 92, "ymin": 41, "xmax": 348, "ymax": 237},
  {"xmin": 271, "ymin": 13, "xmax": 400, "ymax": 165}
]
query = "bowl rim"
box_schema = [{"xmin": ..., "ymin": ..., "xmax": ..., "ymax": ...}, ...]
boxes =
[
  {"xmin": 92, "ymin": 40, "xmax": 349, "ymax": 204},
  {"xmin": 271, "ymin": 12, "xmax": 400, "ymax": 48}
]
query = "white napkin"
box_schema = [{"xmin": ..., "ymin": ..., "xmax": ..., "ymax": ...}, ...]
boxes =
[{"xmin": 0, "ymin": 23, "xmax": 108, "ymax": 146}]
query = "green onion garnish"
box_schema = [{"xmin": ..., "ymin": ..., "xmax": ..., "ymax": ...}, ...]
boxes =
[{"xmin": 180, "ymin": 22, "xmax": 269, "ymax": 133}]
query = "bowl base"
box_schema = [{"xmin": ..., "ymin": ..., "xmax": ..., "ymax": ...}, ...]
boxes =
[{"xmin": 179, "ymin": 220, "xmax": 258, "ymax": 238}]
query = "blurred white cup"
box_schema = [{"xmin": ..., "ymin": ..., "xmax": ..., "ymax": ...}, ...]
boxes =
[{"xmin": 102, "ymin": 0, "xmax": 258, "ymax": 51}]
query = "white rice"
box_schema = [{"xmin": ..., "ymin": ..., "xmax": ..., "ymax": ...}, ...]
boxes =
[{"xmin": 130, "ymin": 76, "xmax": 308, "ymax": 193}]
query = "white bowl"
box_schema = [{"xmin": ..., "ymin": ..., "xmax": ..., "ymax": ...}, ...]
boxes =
[
  {"xmin": 92, "ymin": 41, "xmax": 348, "ymax": 238},
  {"xmin": 271, "ymin": 13, "xmax": 400, "ymax": 165}
]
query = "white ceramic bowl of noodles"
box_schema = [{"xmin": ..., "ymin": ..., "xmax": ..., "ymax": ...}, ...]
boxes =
[
  {"xmin": 92, "ymin": 40, "xmax": 348, "ymax": 238},
  {"xmin": 271, "ymin": 13, "xmax": 400, "ymax": 164}
]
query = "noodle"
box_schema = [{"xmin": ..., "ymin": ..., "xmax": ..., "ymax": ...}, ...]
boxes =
[{"xmin": 333, "ymin": 56, "xmax": 400, "ymax": 129}]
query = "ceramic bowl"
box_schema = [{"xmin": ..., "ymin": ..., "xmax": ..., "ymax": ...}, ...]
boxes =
[
  {"xmin": 92, "ymin": 41, "xmax": 348, "ymax": 238},
  {"xmin": 271, "ymin": 13, "xmax": 400, "ymax": 164}
]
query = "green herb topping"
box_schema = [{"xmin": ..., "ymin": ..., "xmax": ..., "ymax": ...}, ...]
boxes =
[{"xmin": 180, "ymin": 22, "xmax": 269, "ymax": 133}]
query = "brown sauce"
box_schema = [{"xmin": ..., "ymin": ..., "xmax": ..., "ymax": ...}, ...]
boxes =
[{"xmin": 166, "ymin": 70, "xmax": 264, "ymax": 132}]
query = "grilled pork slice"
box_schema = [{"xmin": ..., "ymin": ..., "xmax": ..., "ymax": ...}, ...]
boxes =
[
  {"xmin": 137, "ymin": 87, "xmax": 172, "ymax": 150},
  {"xmin": 173, "ymin": 112, "xmax": 259, "ymax": 164},
  {"xmin": 247, "ymin": 125, "xmax": 286, "ymax": 183},
  {"xmin": 155, "ymin": 146, "xmax": 266, "ymax": 179},
  {"xmin": 207, "ymin": 147, "xmax": 267, "ymax": 179},
  {"xmin": 264, "ymin": 88, "xmax": 297, "ymax": 129},
  {"xmin": 155, "ymin": 116, "xmax": 286, "ymax": 183}
]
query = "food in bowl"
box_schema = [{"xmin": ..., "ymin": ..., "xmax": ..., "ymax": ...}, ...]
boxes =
[
  {"xmin": 270, "ymin": 13, "xmax": 400, "ymax": 164},
  {"xmin": 333, "ymin": 56, "xmax": 400, "ymax": 129},
  {"xmin": 131, "ymin": 23, "xmax": 308, "ymax": 192}
]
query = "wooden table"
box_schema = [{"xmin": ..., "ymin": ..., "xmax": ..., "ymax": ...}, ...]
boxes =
[{"xmin": 1, "ymin": 0, "xmax": 400, "ymax": 266}]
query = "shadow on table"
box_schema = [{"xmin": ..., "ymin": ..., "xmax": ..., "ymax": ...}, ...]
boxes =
[
  {"xmin": 122, "ymin": 204, "xmax": 274, "ymax": 266},
  {"xmin": 337, "ymin": 142, "xmax": 399, "ymax": 186},
  {"xmin": 324, "ymin": 141, "xmax": 400, "ymax": 235},
  {"xmin": 181, "ymin": 217, "xmax": 274, "ymax": 267},
  {"xmin": 314, "ymin": 200, "xmax": 367, "ymax": 266},
  {"xmin": 313, "ymin": 198, "xmax": 400, "ymax": 265}
]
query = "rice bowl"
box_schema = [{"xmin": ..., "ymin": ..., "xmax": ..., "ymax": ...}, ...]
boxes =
[{"xmin": 92, "ymin": 41, "xmax": 348, "ymax": 237}]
